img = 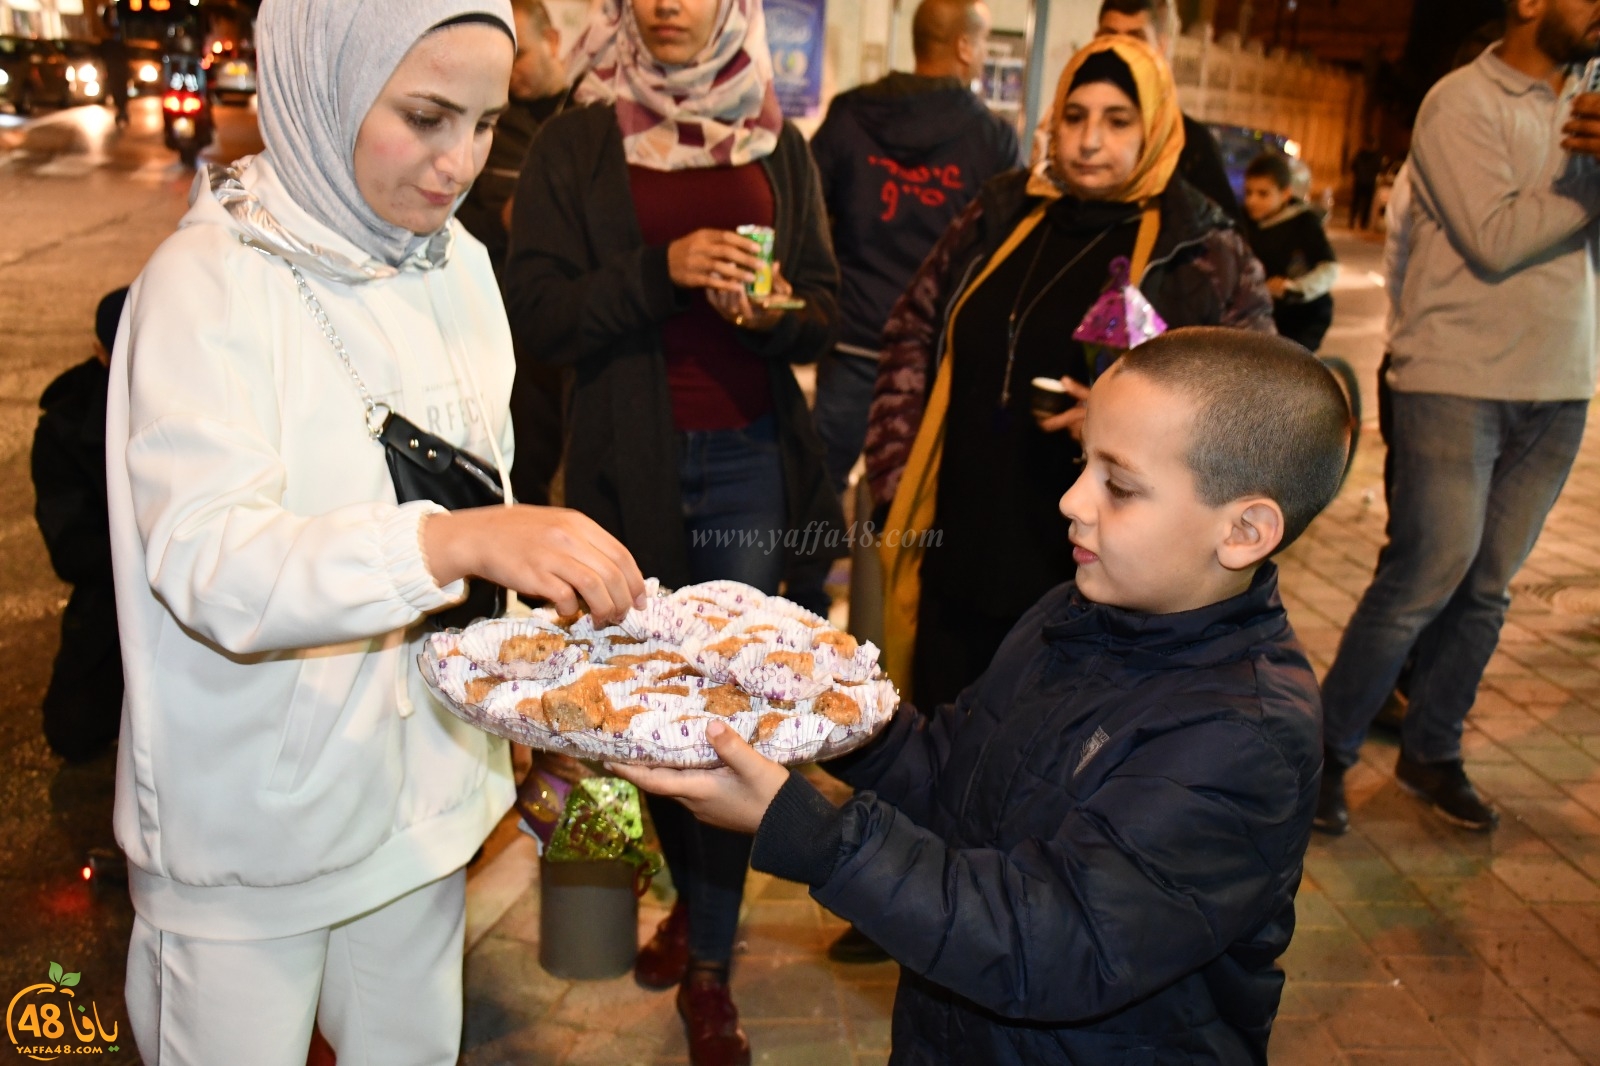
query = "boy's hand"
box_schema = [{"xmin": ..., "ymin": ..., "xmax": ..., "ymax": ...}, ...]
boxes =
[
  {"xmin": 1563, "ymin": 92, "xmax": 1600, "ymax": 158},
  {"xmin": 1265, "ymin": 276, "xmax": 1290, "ymax": 298},
  {"xmin": 1035, "ymin": 376, "xmax": 1090, "ymax": 441},
  {"xmin": 607, "ymin": 721, "xmax": 790, "ymax": 834}
]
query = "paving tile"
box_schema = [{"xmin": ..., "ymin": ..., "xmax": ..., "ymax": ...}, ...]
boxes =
[
  {"xmin": 739, "ymin": 899, "xmax": 828, "ymax": 958},
  {"xmin": 835, "ymin": 975, "xmax": 895, "ymax": 1053},
  {"xmin": 1344, "ymin": 1050, "xmax": 1468, "ymax": 1065},
  {"xmin": 1378, "ymin": 955, "xmax": 1534, "ymax": 1020},
  {"xmin": 1279, "ymin": 927, "xmax": 1394, "ymax": 983},
  {"xmin": 460, "ymin": 1019, "xmax": 582, "ymax": 1066},
  {"xmin": 1463, "ymin": 761, "xmax": 1568, "ymax": 801},
  {"xmin": 740, "ymin": 1019, "xmax": 854, "ymax": 1065},
  {"xmin": 564, "ymin": 1029, "xmax": 678, "ymax": 1066},
  {"xmin": 1533, "ymin": 902, "xmax": 1600, "ymax": 960},
  {"xmin": 1268, "ymin": 1018, "xmax": 1349, "ymax": 1065},
  {"xmin": 1338, "ymin": 903, "xmax": 1474, "ymax": 956},
  {"xmin": 1512, "ymin": 744, "xmax": 1600, "ymax": 784},
  {"xmin": 1436, "ymin": 1016, "xmax": 1589, "ymax": 1066},
  {"xmin": 1305, "ymin": 853, "xmax": 1423, "ymax": 904},
  {"xmin": 736, "ymin": 956, "xmax": 845, "ymax": 1022},
  {"xmin": 1560, "ymin": 781, "xmax": 1600, "ymax": 817},
  {"xmin": 1489, "ymin": 855, "xmax": 1600, "ymax": 903},
  {"xmin": 1294, "ymin": 983, "xmax": 1449, "ymax": 1049}
]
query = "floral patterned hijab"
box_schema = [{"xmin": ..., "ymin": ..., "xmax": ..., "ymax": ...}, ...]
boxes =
[{"xmin": 568, "ymin": 0, "xmax": 783, "ymax": 170}]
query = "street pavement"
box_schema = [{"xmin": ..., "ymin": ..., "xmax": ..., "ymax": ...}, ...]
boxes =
[{"xmin": 2, "ymin": 102, "xmax": 1597, "ymax": 1064}]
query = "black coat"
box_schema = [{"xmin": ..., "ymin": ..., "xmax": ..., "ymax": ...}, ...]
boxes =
[
  {"xmin": 32, "ymin": 357, "xmax": 122, "ymax": 762},
  {"xmin": 503, "ymin": 104, "xmax": 845, "ymax": 588},
  {"xmin": 753, "ymin": 566, "xmax": 1321, "ymax": 1064}
]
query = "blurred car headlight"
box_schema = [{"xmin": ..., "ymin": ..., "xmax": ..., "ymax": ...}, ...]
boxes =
[
  {"xmin": 84, "ymin": 80, "xmax": 100, "ymax": 95},
  {"xmin": 79, "ymin": 63, "xmax": 98, "ymax": 81},
  {"xmin": 138, "ymin": 62, "xmax": 159, "ymax": 83},
  {"xmin": 1283, "ymin": 139, "xmax": 1303, "ymax": 159},
  {"xmin": 0, "ymin": 69, "xmax": 8, "ymax": 87}
]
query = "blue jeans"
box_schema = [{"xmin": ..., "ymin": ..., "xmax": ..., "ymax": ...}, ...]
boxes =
[
  {"xmin": 1322, "ymin": 392, "xmax": 1587, "ymax": 767},
  {"xmin": 813, "ymin": 349, "xmax": 879, "ymax": 495},
  {"xmin": 649, "ymin": 413, "xmax": 787, "ymax": 963}
]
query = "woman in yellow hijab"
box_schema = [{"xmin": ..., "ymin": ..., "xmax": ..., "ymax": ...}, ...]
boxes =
[{"xmin": 865, "ymin": 35, "xmax": 1274, "ymax": 709}]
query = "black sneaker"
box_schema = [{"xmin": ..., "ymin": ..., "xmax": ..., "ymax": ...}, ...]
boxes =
[
  {"xmin": 1395, "ymin": 754, "xmax": 1500, "ymax": 831},
  {"xmin": 1313, "ymin": 759, "xmax": 1349, "ymax": 836}
]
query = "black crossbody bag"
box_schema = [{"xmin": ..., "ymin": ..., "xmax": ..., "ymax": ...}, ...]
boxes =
[{"xmin": 289, "ymin": 263, "xmax": 507, "ymax": 629}]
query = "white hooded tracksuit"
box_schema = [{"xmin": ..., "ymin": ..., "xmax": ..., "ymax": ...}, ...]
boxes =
[{"xmin": 107, "ymin": 153, "xmax": 516, "ymax": 1061}]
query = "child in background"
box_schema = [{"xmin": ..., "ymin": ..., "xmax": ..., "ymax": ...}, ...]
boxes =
[
  {"xmin": 615, "ymin": 327, "xmax": 1353, "ymax": 1064},
  {"xmin": 32, "ymin": 287, "xmax": 128, "ymax": 762},
  {"xmin": 1243, "ymin": 152, "xmax": 1340, "ymax": 352}
]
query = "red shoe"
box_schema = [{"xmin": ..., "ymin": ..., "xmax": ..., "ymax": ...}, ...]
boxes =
[
  {"xmin": 676, "ymin": 968, "xmax": 751, "ymax": 1066},
  {"xmin": 634, "ymin": 900, "xmax": 689, "ymax": 990}
]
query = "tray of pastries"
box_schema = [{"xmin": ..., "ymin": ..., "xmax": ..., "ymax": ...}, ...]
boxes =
[{"xmin": 418, "ymin": 580, "xmax": 900, "ymax": 767}]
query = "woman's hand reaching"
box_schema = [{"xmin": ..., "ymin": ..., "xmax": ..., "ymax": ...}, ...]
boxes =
[{"xmin": 421, "ymin": 505, "xmax": 647, "ymax": 623}]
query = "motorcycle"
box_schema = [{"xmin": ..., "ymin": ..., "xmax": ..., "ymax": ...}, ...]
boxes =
[{"xmin": 160, "ymin": 55, "xmax": 213, "ymax": 168}]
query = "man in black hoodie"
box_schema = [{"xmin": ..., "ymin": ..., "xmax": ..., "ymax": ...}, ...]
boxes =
[
  {"xmin": 808, "ymin": 0, "xmax": 1021, "ymax": 497},
  {"xmin": 1096, "ymin": 0, "xmax": 1242, "ymax": 222}
]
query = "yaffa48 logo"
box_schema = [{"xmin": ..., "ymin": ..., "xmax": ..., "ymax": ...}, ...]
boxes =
[{"xmin": 6, "ymin": 961, "xmax": 120, "ymax": 1060}]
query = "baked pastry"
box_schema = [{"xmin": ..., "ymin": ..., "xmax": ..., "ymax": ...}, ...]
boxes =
[
  {"xmin": 542, "ymin": 674, "xmax": 614, "ymax": 731},
  {"xmin": 815, "ymin": 690, "xmax": 861, "ymax": 726},
  {"xmin": 704, "ymin": 685, "xmax": 752, "ymax": 717},
  {"xmin": 500, "ymin": 632, "xmax": 567, "ymax": 664},
  {"xmin": 466, "ymin": 676, "xmax": 502, "ymax": 704}
]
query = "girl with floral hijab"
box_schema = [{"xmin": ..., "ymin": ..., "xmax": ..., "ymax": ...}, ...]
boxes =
[{"xmin": 504, "ymin": 0, "xmax": 840, "ymax": 1061}]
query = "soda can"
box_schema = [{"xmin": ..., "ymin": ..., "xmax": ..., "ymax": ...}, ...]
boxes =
[{"xmin": 736, "ymin": 224, "xmax": 776, "ymax": 299}]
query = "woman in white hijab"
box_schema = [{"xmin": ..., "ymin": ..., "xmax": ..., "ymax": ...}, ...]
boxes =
[{"xmin": 105, "ymin": 1, "xmax": 643, "ymax": 1061}]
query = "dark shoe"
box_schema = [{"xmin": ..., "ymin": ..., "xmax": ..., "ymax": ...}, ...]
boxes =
[
  {"xmin": 676, "ymin": 966, "xmax": 751, "ymax": 1066},
  {"xmin": 635, "ymin": 900, "xmax": 690, "ymax": 990},
  {"xmin": 827, "ymin": 924, "xmax": 890, "ymax": 963},
  {"xmin": 1395, "ymin": 754, "xmax": 1500, "ymax": 831},
  {"xmin": 1313, "ymin": 759, "xmax": 1350, "ymax": 836}
]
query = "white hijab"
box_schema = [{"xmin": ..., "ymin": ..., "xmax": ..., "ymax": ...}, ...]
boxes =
[{"xmin": 255, "ymin": 0, "xmax": 515, "ymax": 267}]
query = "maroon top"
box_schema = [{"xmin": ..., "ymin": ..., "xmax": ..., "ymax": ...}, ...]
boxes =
[{"xmin": 629, "ymin": 162, "xmax": 776, "ymax": 431}]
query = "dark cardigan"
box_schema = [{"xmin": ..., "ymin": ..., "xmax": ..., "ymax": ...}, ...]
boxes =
[{"xmin": 504, "ymin": 104, "xmax": 846, "ymax": 588}]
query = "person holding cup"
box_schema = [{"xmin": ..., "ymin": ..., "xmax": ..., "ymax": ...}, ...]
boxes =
[
  {"xmin": 867, "ymin": 36, "xmax": 1275, "ymax": 714},
  {"xmin": 502, "ymin": 0, "xmax": 840, "ymax": 1060}
]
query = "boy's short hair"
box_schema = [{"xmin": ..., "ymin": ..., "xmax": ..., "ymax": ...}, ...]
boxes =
[
  {"xmin": 1116, "ymin": 327, "xmax": 1352, "ymax": 551},
  {"xmin": 1245, "ymin": 152, "xmax": 1295, "ymax": 190}
]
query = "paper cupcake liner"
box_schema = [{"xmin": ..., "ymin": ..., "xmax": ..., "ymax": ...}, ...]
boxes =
[
  {"xmin": 458, "ymin": 618, "xmax": 587, "ymax": 680},
  {"xmin": 726, "ymin": 643, "xmax": 834, "ymax": 700},
  {"xmin": 619, "ymin": 597, "xmax": 723, "ymax": 645},
  {"xmin": 758, "ymin": 594, "xmax": 829, "ymax": 628},
  {"xmin": 671, "ymin": 580, "xmax": 768, "ymax": 615}
]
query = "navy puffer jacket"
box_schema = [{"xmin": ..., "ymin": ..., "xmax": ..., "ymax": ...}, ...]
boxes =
[{"xmin": 753, "ymin": 565, "xmax": 1321, "ymax": 1065}]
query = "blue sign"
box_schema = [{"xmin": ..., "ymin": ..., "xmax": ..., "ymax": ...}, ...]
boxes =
[{"xmin": 767, "ymin": 0, "xmax": 825, "ymax": 119}]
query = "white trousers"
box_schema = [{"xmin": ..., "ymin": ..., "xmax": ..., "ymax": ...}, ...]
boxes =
[{"xmin": 125, "ymin": 870, "xmax": 465, "ymax": 1066}]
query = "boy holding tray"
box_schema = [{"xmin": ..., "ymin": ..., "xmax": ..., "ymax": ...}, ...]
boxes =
[{"xmin": 614, "ymin": 327, "xmax": 1352, "ymax": 1064}]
